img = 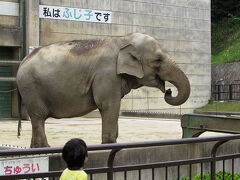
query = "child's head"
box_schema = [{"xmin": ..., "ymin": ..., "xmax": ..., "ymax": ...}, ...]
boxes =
[{"xmin": 62, "ymin": 138, "xmax": 88, "ymax": 170}]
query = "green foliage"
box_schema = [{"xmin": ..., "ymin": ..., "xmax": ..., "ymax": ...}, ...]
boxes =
[
  {"xmin": 212, "ymin": 38, "xmax": 240, "ymax": 64},
  {"xmin": 211, "ymin": 17, "xmax": 240, "ymax": 63},
  {"xmin": 212, "ymin": 0, "xmax": 240, "ymax": 22},
  {"xmin": 208, "ymin": 98, "xmax": 214, "ymax": 105},
  {"xmin": 211, "ymin": 0, "xmax": 240, "ymax": 64},
  {"xmin": 174, "ymin": 171, "xmax": 240, "ymax": 180},
  {"xmin": 228, "ymin": 14, "xmax": 240, "ymax": 23},
  {"xmin": 196, "ymin": 101, "xmax": 240, "ymax": 113},
  {"xmin": 211, "ymin": 17, "xmax": 240, "ymax": 54}
]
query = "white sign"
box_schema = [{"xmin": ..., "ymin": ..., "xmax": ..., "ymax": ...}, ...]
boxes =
[
  {"xmin": 39, "ymin": 5, "xmax": 111, "ymax": 23},
  {"xmin": 0, "ymin": 156, "xmax": 49, "ymax": 178},
  {"xmin": 0, "ymin": 1, "xmax": 19, "ymax": 16},
  {"xmin": 29, "ymin": 46, "xmax": 40, "ymax": 54}
]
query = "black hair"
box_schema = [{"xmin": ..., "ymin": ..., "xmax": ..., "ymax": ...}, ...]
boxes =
[{"xmin": 62, "ymin": 138, "xmax": 88, "ymax": 170}]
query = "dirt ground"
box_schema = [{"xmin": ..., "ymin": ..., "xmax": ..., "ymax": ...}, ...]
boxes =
[{"xmin": 0, "ymin": 116, "xmax": 226, "ymax": 148}]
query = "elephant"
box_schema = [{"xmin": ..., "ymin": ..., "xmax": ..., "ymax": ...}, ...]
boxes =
[{"xmin": 16, "ymin": 33, "xmax": 190, "ymax": 148}]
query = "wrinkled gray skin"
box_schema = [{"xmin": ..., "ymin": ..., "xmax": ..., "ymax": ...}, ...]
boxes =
[{"xmin": 16, "ymin": 33, "xmax": 190, "ymax": 148}]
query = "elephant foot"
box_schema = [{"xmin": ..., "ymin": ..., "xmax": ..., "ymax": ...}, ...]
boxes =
[
  {"xmin": 30, "ymin": 140, "xmax": 50, "ymax": 148},
  {"xmin": 102, "ymin": 141, "xmax": 116, "ymax": 144},
  {"xmin": 30, "ymin": 143, "xmax": 50, "ymax": 148},
  {"xmin": 102, "ymin": 134, "xmax": 117, "ymax": 144}
]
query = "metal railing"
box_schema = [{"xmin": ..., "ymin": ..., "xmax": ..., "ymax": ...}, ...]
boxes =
[
  {"xmin": 181, "ymin": 114, "xmax": 240, "ymax": 138},
  {"xmin": 0, "ymin": 59, "xmax": 21, "ymax": 83},
  {"xmin": 212, "ymin": 84, "xmax": 240, "ymax": 101},
  {"xmin": 1, "ymin": 134, "xmax": 240, "ymax": 180}
]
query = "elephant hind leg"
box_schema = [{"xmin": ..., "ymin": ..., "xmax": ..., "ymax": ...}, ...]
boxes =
[
  {"xmin": 25, "ymin": 100, "xmax": 50, "ymax": 148},
  {"xmin": 30, "ymin": 116, "xmax": 50, "ymax": 148}
]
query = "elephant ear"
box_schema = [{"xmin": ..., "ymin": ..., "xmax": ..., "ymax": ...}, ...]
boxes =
[{"xmin": 117, "ymin": 45, "xmax": 144, "ymax": 78}]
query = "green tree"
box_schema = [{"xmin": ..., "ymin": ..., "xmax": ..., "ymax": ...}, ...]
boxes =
[{"xmin": 212, "ymin": 0, "xmax": 240, "ymax": 22}]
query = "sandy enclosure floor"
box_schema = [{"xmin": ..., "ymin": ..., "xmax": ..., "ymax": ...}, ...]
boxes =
[{"xmin": 0, "ymin": 117, "xmax": 226, "ymax": 148}]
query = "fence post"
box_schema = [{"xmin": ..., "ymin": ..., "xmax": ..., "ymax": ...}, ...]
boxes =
[
  {"xmin": 214, "ymin": 85, "xmax": 217, "ymax": 101},
  {"xmin": 229, "ymin": 84, "xmax": 233, "ymax": 100},
  {"xmin": 107, "ymin": 149, "xmax": 121, "ymax": 180},
  {"xmin": 217, "ymin": 85, "xmax": 221, "ymax": 101},
  {"xmin": 211, "ymin": 140, "xmax": 228, "ymax": 180}
]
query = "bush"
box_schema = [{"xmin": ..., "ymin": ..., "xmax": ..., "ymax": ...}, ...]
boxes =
[{"xmin": 174, "ymin": 171, "xmax": 240, "ymax": 180}]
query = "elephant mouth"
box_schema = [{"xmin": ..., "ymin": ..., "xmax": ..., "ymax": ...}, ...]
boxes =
[
  {"xmin": 156, "ymin": 76, "xmax": 165, "ymax": 93},
  {"xmin": 165, "ymin": 88, "xmax": 172, "ymax": 99}
]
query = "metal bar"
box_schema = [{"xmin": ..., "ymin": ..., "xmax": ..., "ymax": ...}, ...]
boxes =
[
  {"xmin": 0, "ymin": 171, "xmax": 62, "ymax": 179},
  {"xmin": 186, "ymin": 128, "xmax": 240, "ymax": 135},
  {"xmin": 212, "ymin": 83, "xmax": 240, "ymax": 101},
  {"xmin": 1, "ymin": 134, "xmax": 240, "ymax": 179},
  {"xmin": 232, "ymin": 159, "xmax": 234, "ymax": 180},
  {"xmin": 213, "ymin": 153, "xmax": 240, "ymax": 161},
  {"xmin": 124, "ymin": 171, "xmax": 127, "ymax": 180},
  {"xmin": 165, "ymin": 167, "xmax": 168, "ymax": 180},
  {"xmin": 218, "ymin": 85, "xmax": 221, "ymax": 100},
  {"xmin": 0, "ymin": 77, "xmax": 16, "ymax": 82},
  {"xmin": 81, "ymin": 134, "xmax": 240, "ymax": 151},
  {"xmin": 181, "ymin": 114, "xmax": 240, "ymax": 138},
  {"xmin": 84, "ymin": 167, "xmax": 111, "ymax": 174},
  {"xmin": 152, "ymin": 168, "xmax": 154, "ymax": 180},
  {"xmin": 229, "ymin": 85, "xmax": 233, "ymax": 100},
  {"xmin": 211, "ymin": 140, "xmax": 228, "ymax": 180},
  {"xmin": 107, "ymin": 149, "xmax": 121, "ymax": 180},
  {"xmin": 215, "ymin": 91, "xmax": 230, "ymax": 93},
  {"xmin": 0, "ymin": 60, "xmax": 21, "ymax": 65},
  {"xmin": 111, "ymin": 157, "xmax": 213, "ymax": 173},
  {"xmin": 0, "ymin": 146, "xmax": 63, "ymax": 156},
  {"xmin": 2, "ymin": 134, "xmax": 240, "ymax": 157},
  {"xmin": 200, "ymin": 163, "xmax": 203, "ymax": 180},
  {"xmin": 223, "ymin": 160, "xmax": 225, "ymax": 180},
  {"xmin": 139, "ymin": 169, "xmax": 141, "ymax": 180},
  {"xmin": 211, "ymin": 159, "xmax": 216, "ymax": 180},
  {"xmin": 189, "ymin": 164, "xmax": 192, "ymax": 180},
  {"xmin": 21, "ymin": 0, "xmax": 26, "ymax": 59},
  {"xmin": 177, "ymin": 166, "xmax": 180, "ymax": 180},
  {"xmin": 0, "ymin": 168, "xmax": 111, "ymax": 179}
]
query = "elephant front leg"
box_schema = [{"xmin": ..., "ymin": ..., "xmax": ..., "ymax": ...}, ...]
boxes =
[
  {"xmin": 100, "ymin": 103, "xmax": 120, "ymax": 144},
  {"xmin": 92, "ymin": 73, "xmax": 122, "ymax": 144}
]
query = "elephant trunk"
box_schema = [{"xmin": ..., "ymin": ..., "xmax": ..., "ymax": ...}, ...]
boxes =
[{"xmin": 164, "ymin": 64, "xmax": 190, "ymax": 106}]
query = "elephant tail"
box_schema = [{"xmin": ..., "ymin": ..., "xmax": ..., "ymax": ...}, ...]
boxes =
[{"xmin": 17, "ymin": 89, "xmax": 22, "ymax": 137}]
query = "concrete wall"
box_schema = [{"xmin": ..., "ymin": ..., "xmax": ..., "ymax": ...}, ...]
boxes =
[
  {"xmin": 49, "ymin": 139, "xmax": 240, "ymax": 180},
  {"xmin": 0, "ymin": 0, "xmax": 20, "ymax": 47},
  {"xmin": 26, "ymin": 0, "xmax": 211, "ymax": 114}
]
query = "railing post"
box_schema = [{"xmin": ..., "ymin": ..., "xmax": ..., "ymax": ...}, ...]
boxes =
[
  {"xmin": 212, "ymin": 85, "xmax": 216, "ymax": 101},
  {"xmin": 217, "ymin": 85, "xmax": 221, "ymax": 101},
  {"xmin": 229, "ymin": 84, "xmax": 233, "ymax": 100},
  {"xmin": 214, "ymin": 85, "xmax": 217, "ymax": 101},
  {"xmin": 211, "ymin": 140, "xmax": 228, "ymax": 180},
  {"xmin": 107, "ymin": 149, "xmax": 121, "ymax": 180}
]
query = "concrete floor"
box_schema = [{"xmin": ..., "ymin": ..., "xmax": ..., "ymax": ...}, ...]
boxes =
[{"xmin": 0, "ymin": 116, "xmax": 226, "ymax": 148}]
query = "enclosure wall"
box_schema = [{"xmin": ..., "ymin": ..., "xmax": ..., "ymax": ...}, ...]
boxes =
[{"xmin": 27, "ymin": 0, "xmax": 211, "ymax": 114}]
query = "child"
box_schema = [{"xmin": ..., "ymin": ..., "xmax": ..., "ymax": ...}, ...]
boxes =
[{"xmin": 60, "ymin": 138, "xmax": 88, "ymax": 180}]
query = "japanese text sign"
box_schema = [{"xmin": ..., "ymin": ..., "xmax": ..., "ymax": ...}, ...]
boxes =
[
  {"xmin": 39, "ymin": 5, "xmax": 112, "ymax": 23},
  {"xmin": 0, "ymin": 156, "xmax": 49, "ymax": 178}
]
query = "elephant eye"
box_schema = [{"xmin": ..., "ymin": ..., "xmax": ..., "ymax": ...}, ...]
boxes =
[
  {"xmin": 152, "ymin": 59, "xmax": 162, "ymax": 67},
  {"xmin": 155, "ymin": 59, "xmax": 162, "ymax": 62}
]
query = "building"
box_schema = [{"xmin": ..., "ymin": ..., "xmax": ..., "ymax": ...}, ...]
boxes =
[{"xmin": 0, "ymin": 0, "xmax": 211, "ymax": 118}]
